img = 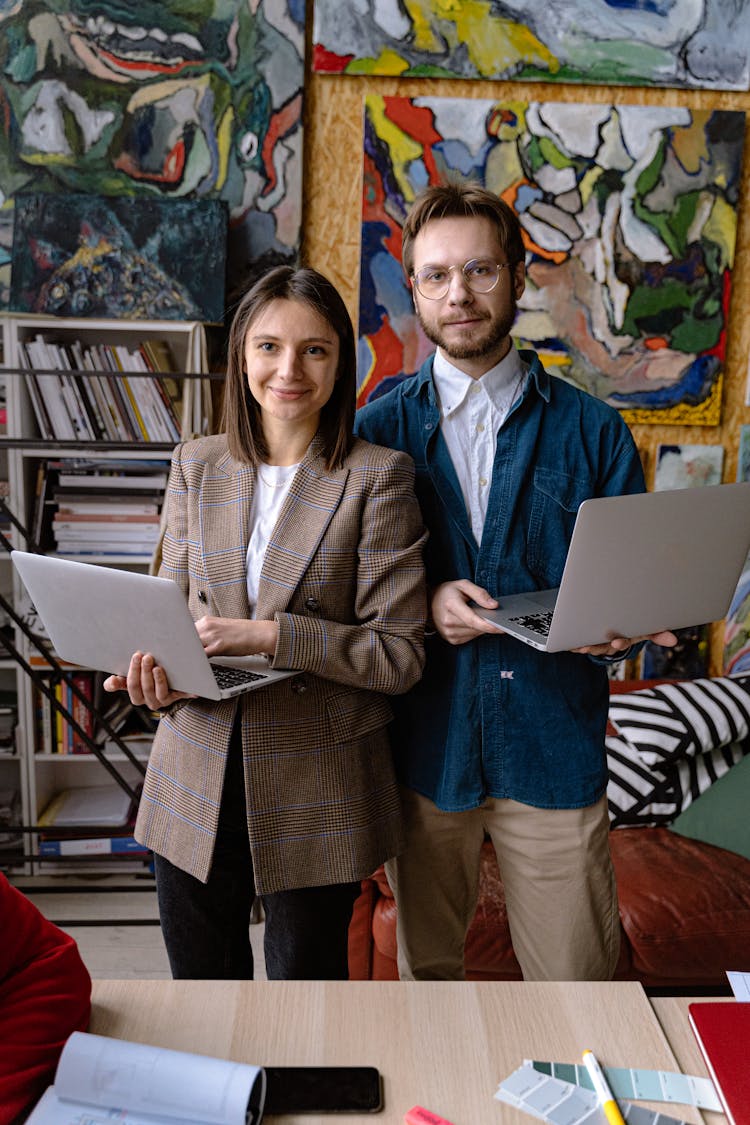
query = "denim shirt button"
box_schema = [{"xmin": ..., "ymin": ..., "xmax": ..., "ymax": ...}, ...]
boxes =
[{"xmin": 424, "ymin": 421, "xmax": 434, "ymax": 431}]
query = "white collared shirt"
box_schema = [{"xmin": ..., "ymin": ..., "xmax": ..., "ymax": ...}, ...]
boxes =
[{"xmin": 432, "ymin": 346, "xmax": 527, "ymax": 543}]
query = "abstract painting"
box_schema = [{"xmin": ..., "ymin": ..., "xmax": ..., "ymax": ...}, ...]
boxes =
[
  {"xmin": 739, "ymin": 425, "xmax": 750, "ymax": 482},
  {"xmin": 10, "ymin": 194, "xmax": 227, "ymax": 322},
  {"xmin": 0, "ymin": 1, "xmax": 304, "ymax": 312},
  {"xmin": 314, "ymin": 0, "xmax": 750, "ymax": 91},
  {"xmin": 359, "ymin": 96, "xmax": 744, "ymax": 424},
  {"xmin": 724, "ymin": 557, "xmax": 750, "ymax": 675},
  {"xmin": 654, "ymin": 444, "xmax": 724, "ymax": 490}
]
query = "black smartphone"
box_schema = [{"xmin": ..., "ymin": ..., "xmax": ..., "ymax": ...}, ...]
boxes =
[{"xmin": 263, "ymin": 1066, "xmax": 383, "ymax": 1114}]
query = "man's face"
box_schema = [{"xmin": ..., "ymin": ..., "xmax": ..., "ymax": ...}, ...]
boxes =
[{"xmin": 410, "ymin": 215, "xmax": 525, "ymax": 377}]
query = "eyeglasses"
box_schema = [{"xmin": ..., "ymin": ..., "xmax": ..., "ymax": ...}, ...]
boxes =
[{"xmin": 411, "ymin": 258, "xmax": 509, "ymax": 300}]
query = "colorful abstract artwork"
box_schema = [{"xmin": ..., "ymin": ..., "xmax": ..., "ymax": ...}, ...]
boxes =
[
  {"xmin": 739, "ymin": 425, "xmax": 750, "ymax": 482},
  {"xmin": 10, "ymin": 194, "xmax": 227, "ymax": 322},
  {"xmin": 655, "ymin": 444, "xmax": 724, "ymax": 490},
  {"xmin": 359, "ymin": 96, "xmax": 744, "ymax": 424},
  {"xmin": 314, "ymin": 0, "xmax": 750, "ymax": 91},
  {"xmin": 724, "ymin": 557, "xmax": 750, "ymax": 675},
  {"xmin": 0, "ymin": 1, "xmax": 304, "ymax": 314}
]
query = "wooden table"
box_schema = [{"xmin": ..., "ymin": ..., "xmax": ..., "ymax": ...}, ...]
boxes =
[{"xmin": 89, "ymin": 981, "xmax": 706, "ymax": 1125}]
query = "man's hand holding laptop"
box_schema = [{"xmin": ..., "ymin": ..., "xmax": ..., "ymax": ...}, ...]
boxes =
[
  {"xmin": 103, "ymin": 615, "xmax": 281, "ymax": 710},
  {"xmin": 430, "ymin": 579, "xmax": 677, "ymax": 655}
]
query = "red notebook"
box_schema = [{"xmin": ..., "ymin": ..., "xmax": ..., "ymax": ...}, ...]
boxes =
[{"xmin": 688, "ymin": 1001, "xmax": 750, "ymax": 1125}]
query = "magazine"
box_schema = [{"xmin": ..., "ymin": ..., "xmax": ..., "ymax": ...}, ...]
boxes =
[{"xmin": 27, "ymin": 1031, "xmax": 266, "ymax": 1125}]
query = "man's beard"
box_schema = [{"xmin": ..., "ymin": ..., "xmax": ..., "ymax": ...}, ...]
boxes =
[{"xmin": 416, "ymin": 296, "xmax": 517, "ymax": 362}]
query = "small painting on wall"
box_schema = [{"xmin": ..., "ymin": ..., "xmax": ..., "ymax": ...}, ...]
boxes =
[
  {"xmin": 642, "ymin": 625, "xmax": 710, "ymax": 679},
  {"xmin": 10, "ymin": 194, "xmax": 227, "ymax": 322},
  {"xmin": 654, "ymin": 444, "xmax": 724, "ymax": 491},
  {"xmin": 313, "ymin": 0, "xmax": 750, "ymax": 91},
  {"xmin": 738, "ymin": 425, "xmax": 750, "ymax": 482},
  {"xmin": 724, "ymin": 557, "xmax": 750, "ymax": 676},
  {"xmin": 358, "ymin": 96, "xmax": 744, "ymax": 422}
]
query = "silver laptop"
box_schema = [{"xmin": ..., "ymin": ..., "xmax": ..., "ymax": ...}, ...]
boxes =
[
  {"xmin": 11, "ymin": 552, "xmax": 297, "ymax": 700},
  {"xmin": 475, "ymin": 482, "xmax": 750, "ymax": 653}
]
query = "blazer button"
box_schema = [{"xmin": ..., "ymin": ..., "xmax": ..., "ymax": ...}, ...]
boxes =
[
  {"xmin": 198, "ymin": 590, "xmax": 207, "ymax": 604},
  {"xmin": 304, "ymin": 597, "xmax": 320, "ymax": 612},
  {"xmin": 290, "ymin": 676, "xmax": 308, "ymax": 694}
]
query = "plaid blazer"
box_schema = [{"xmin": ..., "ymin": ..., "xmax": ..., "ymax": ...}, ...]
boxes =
[{"xmin": 134, "ymin": 433, "xmax": 427, "ymax": 892}]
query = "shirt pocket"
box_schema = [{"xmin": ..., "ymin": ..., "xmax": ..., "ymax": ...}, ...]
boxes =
[
  {"xmin": 526, "ymin": 467, "xmax": 593, "ymax": 587},
  {"xmin": 325, "ymin": 689, "xmax": 394, "ymax": 745}
]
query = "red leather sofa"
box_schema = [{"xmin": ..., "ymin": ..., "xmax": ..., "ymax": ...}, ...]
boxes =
[{"xmin": 347, "ymin": 681, "xmax": 750, "ymax": 987}]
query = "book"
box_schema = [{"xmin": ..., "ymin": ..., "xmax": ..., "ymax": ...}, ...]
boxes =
[
  {"xmin": 38, "ymin": 827, "xmax": 148, "ymax": 857},
  {"xmin": 26, "ymin": 1031, "xmax": 266, "ymax": 1125},
  {"xmin": 688, "ymin": 1001, "xmax": 750, "ymax": 1125}
]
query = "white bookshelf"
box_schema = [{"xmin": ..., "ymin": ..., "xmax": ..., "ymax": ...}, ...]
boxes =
[{"xmin": 0, "ymin": 313, "xmax": 210, "ymax": 875}]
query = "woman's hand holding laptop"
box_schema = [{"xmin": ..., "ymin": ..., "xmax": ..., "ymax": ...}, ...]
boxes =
[
  {"xmin": 103, "ymin": 615, "xmax": 281, "ymax": 709},
  {"xmin": 103, "ymin": 652, "xmax": 195, "ymax": 711}
]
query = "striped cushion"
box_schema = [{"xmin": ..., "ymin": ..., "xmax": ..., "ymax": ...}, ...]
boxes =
[
  {"xmin": 608, "ymin": 676, "xmax": 750, "ymax": 770},
  {"xmin": 606, "ymin": 735, "xmax": 748, "ymax": 828}
]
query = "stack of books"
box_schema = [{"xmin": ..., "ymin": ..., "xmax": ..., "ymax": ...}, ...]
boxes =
[
  {"xmin": 37, "ymin": 783, "xmax": 149, "ymax": 864},
  {"xmin": 19, "ymin": 334, "xmax": 184, "ymax": 443},
  {"xmin": 33, "ymin": 458, "xmax": 169, "ymax": 557}
]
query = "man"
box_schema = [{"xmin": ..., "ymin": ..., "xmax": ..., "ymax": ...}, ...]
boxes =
[{"xmin": 354, "ymin": 182, "xmax": 675, "ymax": 981}]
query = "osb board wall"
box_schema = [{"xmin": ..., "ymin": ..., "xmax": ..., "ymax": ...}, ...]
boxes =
[{"xmin": 303, "ymin": 74, "xmax": 750, "ymax": 673}]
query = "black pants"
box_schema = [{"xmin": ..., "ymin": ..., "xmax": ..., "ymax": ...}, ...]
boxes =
[{"xmin": 154, "ymin": 722, "xmax": 360, "ymax": 980}]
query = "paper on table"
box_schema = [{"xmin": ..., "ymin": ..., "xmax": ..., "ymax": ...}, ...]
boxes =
[
  {"xmin": 26, "ymin": 1031, "xmax": 266, "ymax": 1125},
  {"xmin": 726, "ymin": 970, "xmax": 750, "ymax": 1001}
]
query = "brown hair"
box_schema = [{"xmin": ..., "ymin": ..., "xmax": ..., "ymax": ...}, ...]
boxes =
[
  {"xmin": 221, "ymin": 265, "xmax": 356, "ymax": 470},
  {"xmin": 401, "ymin": 181, "xmax": 526, "ymax": 277}
]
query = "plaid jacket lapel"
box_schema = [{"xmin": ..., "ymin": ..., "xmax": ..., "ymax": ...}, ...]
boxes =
[
  {"xmin": 256, "ymin": 438, "xmax": 348, "ymax": 620},
  {"xmin": 200, "ymin": 446, "xmax": 255, "ymax": 620}
]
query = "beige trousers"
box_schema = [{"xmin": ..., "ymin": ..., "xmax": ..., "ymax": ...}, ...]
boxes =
[{"xmin": 385, "ymin": 788, "xmax": 620, "ymax": 981}]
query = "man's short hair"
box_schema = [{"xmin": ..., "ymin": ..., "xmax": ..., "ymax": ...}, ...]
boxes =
[{"xmin": 401, "ymin": 181, "xmax": 526, "ymax": 277}]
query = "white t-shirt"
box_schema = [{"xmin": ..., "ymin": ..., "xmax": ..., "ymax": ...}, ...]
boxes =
[{"xmin": 245, "ymin": 462, "xmax": 300, "ymax": 616}]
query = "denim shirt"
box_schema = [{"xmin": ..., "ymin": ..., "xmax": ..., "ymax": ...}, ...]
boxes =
[{"xmin": 354, "ymin": 349, "xmax": 646, "ymax": 811}]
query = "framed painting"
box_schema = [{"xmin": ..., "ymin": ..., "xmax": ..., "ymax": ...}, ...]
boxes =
[
  {"xmin": 313, "ymin": 0, "xmax": 750, "ymax": 91},
  {"xmin": 739, "ymin": 425, "xmax": 750, "ymax": 482},
  {"xmin": 358, "ymin": 95, "xmax": 744, "ymax": 424},
  {"xmin": 724, "ymin": 557, "xmax": 750, "ymax": 676},
  {"xmin": 10, "ymin": 195, "xmax": 227, "ymax": 322},
  {"xmin": 0, "ymin": 1, "xmax": 304, "ymax": 313},
  {"xmin": 654, "ymin": 444, "xmax": 724, "ymax": 490}
]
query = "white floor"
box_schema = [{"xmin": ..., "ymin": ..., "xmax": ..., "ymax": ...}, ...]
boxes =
[{"xmin": 15, "ymin": 874, "xmax": 267, "ymax": 980}]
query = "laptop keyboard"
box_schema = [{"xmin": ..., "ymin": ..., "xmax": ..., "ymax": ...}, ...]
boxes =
[
  {"xmin": 211, "ymin": 665, "xmax": 268, "ymax": 690},
  {"xmin": 508, "ymin": 610, "xmax": 554, "ymax": 637}
]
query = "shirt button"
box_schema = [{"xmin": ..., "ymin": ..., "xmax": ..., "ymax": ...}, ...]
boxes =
[
  {"xmin": 471, "ymin": 385, "xmax": 481, "ymax": 395},
  {"xmin": 479, "ymin": 477, "xmax": 488, "ymax": 487},
  {"xmin": 290, "ymin": 676, "xmax": 308, "ymax": 694},
  {"xmin": 476, "ymin": 423, "xmax": 485, "ymax": 433},
  {"xmin": 304, "ymin": 597, "xmax": 320, "ymax": 612}
]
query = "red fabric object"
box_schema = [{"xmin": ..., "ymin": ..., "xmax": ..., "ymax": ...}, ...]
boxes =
[{"xmin": 0, "ymin": 874, "xmax": 91, "ymax": 1124}]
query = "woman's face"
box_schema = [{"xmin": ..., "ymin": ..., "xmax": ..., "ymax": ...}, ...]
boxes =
[{"xmin": 243, "ymin": 298, "xmax": 340, "ymax": 434}]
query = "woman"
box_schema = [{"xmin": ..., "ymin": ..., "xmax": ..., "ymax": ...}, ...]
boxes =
[{"xmin": 104, "ymin": 266, "xmax": 427, "ymax": 980}]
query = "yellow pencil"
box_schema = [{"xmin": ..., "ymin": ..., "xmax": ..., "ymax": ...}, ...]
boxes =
[{"xmin": 582, "ymin": 1049, "xmax": 626, "ymax": 1125}]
